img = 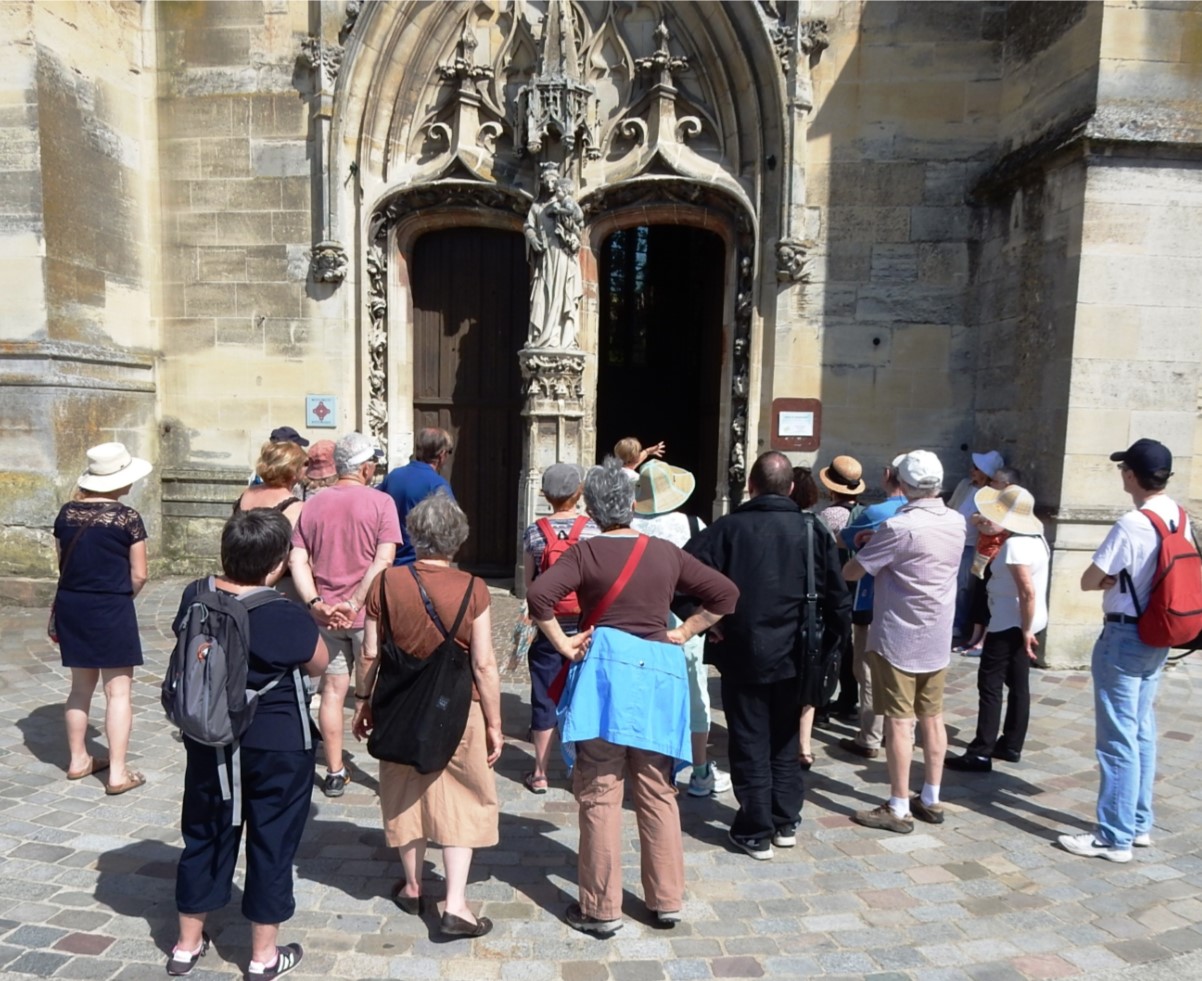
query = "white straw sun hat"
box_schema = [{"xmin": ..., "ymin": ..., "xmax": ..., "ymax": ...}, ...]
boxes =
[{"xmin": 77, "ymin": 443, "xmax": 153, "ymax": 493}]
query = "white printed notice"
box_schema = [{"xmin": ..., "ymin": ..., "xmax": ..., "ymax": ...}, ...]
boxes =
[{"xmin": 778, "ymin": 411, "xmax": 814, "ymax": 438}]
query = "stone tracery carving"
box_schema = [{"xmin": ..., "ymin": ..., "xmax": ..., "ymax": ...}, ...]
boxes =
[
  {"xmin": 519, "ymin": 349, "xmax": 585, "ymax": 400},
  {"xmin": 728, "ymin": 251, "xmax": 754, "ymax": 505},
  {"xmin": 524, "ymin": 163, "xmax": 584, "ymax": 350},
  {"xmin": 365, "ymin": 243, "xmax": 388, "ymax": 458},
  {"xmin": 515, "ymin": 0, "xmax": 600, "ymax": 159}
]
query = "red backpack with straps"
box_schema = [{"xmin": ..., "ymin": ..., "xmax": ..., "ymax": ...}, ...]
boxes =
[
  {"xmin": 537, "ymin": 516, "xmax": 589, "ymax": 617},
  {"xmin": 1123, "ymin": 506, "xmax": 1202, "ymax": 647}
]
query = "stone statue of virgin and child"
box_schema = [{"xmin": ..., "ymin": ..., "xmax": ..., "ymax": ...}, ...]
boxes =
[{"xmin": 524, "ymin": 163, "xmax": 584, "ymax": 350}]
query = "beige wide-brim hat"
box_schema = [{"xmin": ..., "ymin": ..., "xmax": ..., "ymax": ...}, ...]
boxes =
[
  {"xmin": 974, "ymin": 484, "xmax": 1042, "ymax": 535},
  {"xmin": 77, "ymin": 442, "xmax": 153, "ymax": 493},
  {"xmin": 819, "ymin": 455, "xmax": 867, "ymax": 495},
  {"xmin": 633, "ymin": 460, "xmax": 696, "ymax": 515}
]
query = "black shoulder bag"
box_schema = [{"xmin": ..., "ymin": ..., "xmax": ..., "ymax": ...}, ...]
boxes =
[{"xmin": 367, "ymin": 567, "xmax": 476, "ymax": 773}]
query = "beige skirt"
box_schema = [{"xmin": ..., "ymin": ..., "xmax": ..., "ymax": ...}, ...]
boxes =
[{"xmin": 378, "ymin": 700, "xmax": 499, "ymax": 849}]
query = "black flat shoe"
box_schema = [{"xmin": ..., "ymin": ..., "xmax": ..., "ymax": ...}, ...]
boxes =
[
  {"xmin": 945, "ymin": 753, "xmax": 992, "ymax": 773},
  {"xmin": 390, "ymin": 880, "xmax": 425, "ymax": 915},
  {"xmin": 440, "ymin": 912, "xmax": 493, "ymax": 938},
  {"xmin": 991, "ymin": 748, "xmax": 1022, "ymax": 763}
]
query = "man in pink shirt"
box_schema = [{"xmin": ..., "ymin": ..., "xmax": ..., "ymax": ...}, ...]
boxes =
[
  {"xmin": 843, "ymin": 450, "xmax": 966, "ymax": 833},
  {"xmin": 290, "ymin": 432, "xmax": 402, "ymax": 797}
]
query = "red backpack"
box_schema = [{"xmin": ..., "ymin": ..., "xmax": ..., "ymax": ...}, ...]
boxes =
[
  {"xmin": 1123, "ymin": 506, "xmax": 1202, "ymax": 647},
  {"xmin": 537, "ymin": 516, "xmax": 589, "ymax": 617}
]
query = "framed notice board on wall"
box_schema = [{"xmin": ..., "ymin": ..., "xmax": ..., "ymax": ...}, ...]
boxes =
[{"xmin": 770, "ymin": 398, "xmax": 822, "ymax": 452}]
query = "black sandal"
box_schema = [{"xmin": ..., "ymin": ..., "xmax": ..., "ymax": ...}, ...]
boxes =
[{"xmin": 440, "ymin": 912, "xmax": 493, "ymax": 938}]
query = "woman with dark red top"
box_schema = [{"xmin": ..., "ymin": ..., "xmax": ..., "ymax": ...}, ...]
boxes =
[{"xmin": 527, "ymin": 458, "xmax": 738, "ymax": 935}]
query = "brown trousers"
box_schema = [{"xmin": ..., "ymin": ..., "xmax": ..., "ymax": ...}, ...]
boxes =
[{"xmin": 573, "ymin": 738, "xmax": 684, "ymax": 919}]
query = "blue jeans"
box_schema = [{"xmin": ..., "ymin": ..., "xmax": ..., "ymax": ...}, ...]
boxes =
[{"xmin": 1091, "ymin": 622, "xmax": 1168, "ymax": 849}]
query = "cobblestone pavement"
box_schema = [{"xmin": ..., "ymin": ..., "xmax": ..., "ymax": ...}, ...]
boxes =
[{"xmin": 2, "ymin": 577, "xmax": 1202, "ymax": 980}]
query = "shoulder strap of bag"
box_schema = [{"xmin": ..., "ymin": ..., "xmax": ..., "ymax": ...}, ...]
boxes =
[
  {"xmin": 567, "ymin": 514, "xmax": 589, "ymax": 543},
  {"xmin": 536, "ymin": 517, "xmax": 556, "ymax": 546},
  {"xmin": 408, "ymin": 566, "xmax": 475, "ymax": 641},
  {"xmin": 1118, "ymin": 507, "xmax": 1174, "ymax": 618},
  {"xmin": 580, "ymin": 534, "xmax": 649, "ymax": 631},
  {"xmin": 803, "ymin": 512, "xmax": 819, "ymax": 654},
  {"xmin": 687, "ymin": 513, "xmax": 700, "ymax": 539}
]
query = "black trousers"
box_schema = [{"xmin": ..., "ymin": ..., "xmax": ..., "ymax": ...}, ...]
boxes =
[
  {"xmin": 721, "ymin": 677, "xmax": 804, "ymax": 841},
  {"xmin": 175, "ymin": 742, "xmax": 315, "ymax": 924},
  {"xmin": 966, "ymin": 627, "xmax": 1030, "ymax": 757}
]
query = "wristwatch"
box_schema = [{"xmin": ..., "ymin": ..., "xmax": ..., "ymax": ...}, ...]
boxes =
[{"xmin": 307, "ymin": 596, "xmax": 323, "ymax": 607}]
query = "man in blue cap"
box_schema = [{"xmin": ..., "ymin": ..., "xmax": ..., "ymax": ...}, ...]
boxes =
[{"xmin": 1061, "ymin": 438, "xmax": 1193, "ymax": 863}]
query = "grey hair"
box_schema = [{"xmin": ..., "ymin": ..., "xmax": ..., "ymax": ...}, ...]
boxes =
[
  {"xmin": 899, "ymin": 479, "xmax": 941, "ymax": 501},
  {"xmin": 407, "ymin": 491, "xmax": 469, "ymax": 558},
  {"xmin": 584, "ymin": 456, "xmax": 634, "ymax": 529}
]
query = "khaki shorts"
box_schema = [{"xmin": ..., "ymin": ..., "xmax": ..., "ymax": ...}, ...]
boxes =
[
  {"xmin": 868, "ymin": 651, "xmax": 946, "ymax": 720},
  {"xmin": 320, "ymin": 627, "xmax": 363, "ymax": 677}
]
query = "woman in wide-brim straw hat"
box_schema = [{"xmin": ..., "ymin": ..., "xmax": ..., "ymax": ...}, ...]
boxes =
[
  {"xmin": 631, "ymin": 461, "xmax": 733, "ymax": 799},
  {"xmin": 52, "ymin": 442, "xmax": 153, "ymax": 795}
]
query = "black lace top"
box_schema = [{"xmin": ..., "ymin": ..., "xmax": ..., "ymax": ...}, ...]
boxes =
[{"xmin": 54, "ymin": 501, "xmax": 147, "ymax": 594}]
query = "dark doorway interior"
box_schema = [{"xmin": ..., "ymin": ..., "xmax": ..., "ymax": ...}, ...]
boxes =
[
  {"xmin": 411, "ymin": 227, "xmax": 527, "ymax": 577},
  {"xmin": 596, "ymin": 225, "xmax": 726, "ymax": 517}
]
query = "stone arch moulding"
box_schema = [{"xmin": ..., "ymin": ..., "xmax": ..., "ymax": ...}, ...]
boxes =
[
  {"xmin": 329, "ymin": 0, "xmax": 787, "ymax": 473},
  {"xmin": 580, "ymin": 177, "xmax": 758, "ymax": 510}
]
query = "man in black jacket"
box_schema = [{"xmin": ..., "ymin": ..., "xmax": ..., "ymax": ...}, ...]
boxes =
[{"xmin": 686, "ymin": 451, "xmax": 850, "ymax": 859}]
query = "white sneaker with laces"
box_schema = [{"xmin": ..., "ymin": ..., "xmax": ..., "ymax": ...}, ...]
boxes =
[
  {"xmin": 687, "ymin": 764, "xmax": 731, "ymax": 797},
  {"xmin": 1134, "ymin": 833, "xmax": 1152, "ymax": 847},
  {"xmin": 1058, "ymin": 832, "xmax": 1132, "ymax": 863}
]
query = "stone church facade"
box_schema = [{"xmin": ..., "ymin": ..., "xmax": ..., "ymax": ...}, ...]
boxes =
[{"xmin": 2, "ymin": 0, "xmax": 1200, "ymax": 665}]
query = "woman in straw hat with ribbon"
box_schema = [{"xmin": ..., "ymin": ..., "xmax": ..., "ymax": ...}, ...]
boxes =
[
  {"xmin": 52, "ymin": 442, "xmax": 153, "ymax": 794},
  {"xmin": 945, "ymin": 484, "xmax": 1049, "ymax": 774}
]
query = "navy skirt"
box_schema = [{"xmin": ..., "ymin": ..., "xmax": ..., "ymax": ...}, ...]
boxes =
[{"xmin": 55, "ymin": 589, "xmax": 144, "ymax": 669}]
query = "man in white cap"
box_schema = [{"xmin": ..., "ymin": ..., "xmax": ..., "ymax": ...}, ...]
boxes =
[
  {"xmin": 842, "ymin": 450, "xmax": 966, "ymax": 833},
  {"xmin": 290, "ymin": 432, "xmax": 402, "ymax": 797},
  {"xmin": 946, "ymin": 484, "xmax": 1049, "ymax": 773},
  {"xmin": 1060, "ymin": 438, "xmax": 1194, "ymax": 863}
]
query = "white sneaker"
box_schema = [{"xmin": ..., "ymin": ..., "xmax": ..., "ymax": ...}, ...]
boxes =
[
  {"xmin": 1134, "ymin": 833, "xmax": 1152, "ymax": 847},
  {"xmin": 687, "ymin": 764, "xmax": 731, "ymax": 797},
  {"xmin": 772, "ymin": 826, "xmax": 798, "ymax": 848},
  {"xmin": 1058, "ymin": 832, "xmax": 1132, "ymax": 863}
]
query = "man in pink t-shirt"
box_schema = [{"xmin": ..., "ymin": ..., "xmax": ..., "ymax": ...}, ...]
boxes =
[{"xmin": 290, "ymin": 432, "xmax": 402, "ymax": 796}]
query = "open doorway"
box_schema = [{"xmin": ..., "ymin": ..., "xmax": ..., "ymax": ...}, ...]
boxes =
[{"xmin": 596, "ymin": 225, "xmax": 726, "ymax": 517}]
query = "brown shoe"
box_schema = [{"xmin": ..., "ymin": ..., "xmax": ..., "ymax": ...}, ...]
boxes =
[
  {"xmin": 837, "ymin": 737, "xmax": 880, "ymax": 760},
  {"xmin": 909, "ymin": 794, "xmax": 944, "ymax": 825},
  {"xmin": 852, "ymin": 803, "xmax": 913, "ymax": 834}
]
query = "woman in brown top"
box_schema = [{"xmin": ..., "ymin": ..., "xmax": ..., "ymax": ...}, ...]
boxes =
[
  {"xmin": 527, "ymin": 458, "xmax": 738, "ymax": 935},
  {"xmin": 352, "ymin": 494, "xmax": 503, "ymax": 940}
]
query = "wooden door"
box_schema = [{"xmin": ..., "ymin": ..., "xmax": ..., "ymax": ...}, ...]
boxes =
[{"xmin": 411, "ymin": 227, "xmax": 527, "ymax": 576}]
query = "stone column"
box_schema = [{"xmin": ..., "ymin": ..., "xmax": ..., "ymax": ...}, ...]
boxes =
[{"xmin": 515, "ymin": 349, "xmax": 586, "ymax": 595}]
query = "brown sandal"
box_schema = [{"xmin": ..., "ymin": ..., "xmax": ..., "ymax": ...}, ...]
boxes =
[
  {"xmin": 105, "ymin": 770, "xmax": 146, "ymax": 796},
  {"xmin": 67, "ymin": 756, "xmax": 109, "ymax": 781}
]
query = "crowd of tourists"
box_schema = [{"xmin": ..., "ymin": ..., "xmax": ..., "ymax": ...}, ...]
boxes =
[{"xmin": 49, "ymin": 425, "xmax": 1192, "ymax": 977}]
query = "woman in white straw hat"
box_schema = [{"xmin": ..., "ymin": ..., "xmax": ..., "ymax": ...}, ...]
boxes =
[
  {"xmin": 946, "ymin": 484, "xmax": 1049, "ymax": 775},
  {"xmin": 52, "ymin": 442, "xmax": 153, "ymax": 795}
]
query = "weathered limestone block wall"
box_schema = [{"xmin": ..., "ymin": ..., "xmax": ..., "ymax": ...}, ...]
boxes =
[
  {"xmin": 970, "ymin": 2, "xmax": 1103, "ymax": 503},
  {"xmin": 1047, "ymin": 0, "xmax": 1202, "ymax": 664},
  {"xmin": 794, "ymin": 1, "xmax": 1003, "ymax": 484},
  {"xmin": 154, "ymin": 0, "xmax": 347, "ymax": 570},
  {"xmin": 0, "ymin": 1, "xmax": 158, "ymax": 602}
]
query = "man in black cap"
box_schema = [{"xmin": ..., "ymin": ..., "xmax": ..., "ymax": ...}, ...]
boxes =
[
  {"xmin": 270, "ymin": 426, "xmax": 310, "ymax": 448},
  {"xmin": 1060, "ymin": 438, "xmax": 1193, "ymax": 863}
]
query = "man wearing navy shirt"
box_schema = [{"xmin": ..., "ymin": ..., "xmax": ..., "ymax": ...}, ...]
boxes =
[{"xmin": 378, "ymin": 428, "xmax": 455, "ymax": 565}]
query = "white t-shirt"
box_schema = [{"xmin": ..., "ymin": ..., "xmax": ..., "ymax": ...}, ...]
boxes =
[
  {"xmin": 986, "ymin": 535, "xmax": 1050, "ymax": 634},
  {"xmin": 1092, "ymin": 495, "xmax": 1194, "ymax": 617},
  {"xmin": 630, "ymin": 511, "xmax": 706, "ymax": 548},
  {"xmin": 948, "ymin": 477, "xmax": 980, "ymax": 548}
]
